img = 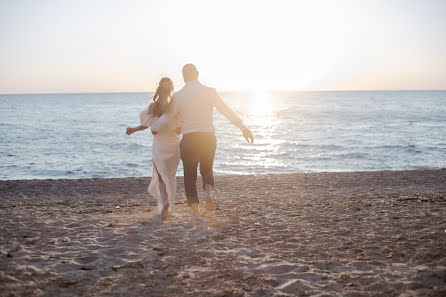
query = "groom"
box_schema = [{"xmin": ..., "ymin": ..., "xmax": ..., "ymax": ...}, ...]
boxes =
[{"xmin": 159, "ymin": 64, "xmax": 253, "ymax": 215}]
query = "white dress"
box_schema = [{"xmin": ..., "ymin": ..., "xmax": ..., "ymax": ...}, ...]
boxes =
[{"xmin": 140, "ymin": 107, "xmax": 181, "ymax": 214}]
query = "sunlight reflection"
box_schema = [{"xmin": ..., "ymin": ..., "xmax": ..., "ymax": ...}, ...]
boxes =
[
  {"xmin": 250, "ymin": 91, "xmax": 274, "ymax": 116},
  {"xmin": 215, "ymin": 91, "xmax": 287, "ymax": 174},
  {"xmin": 241, "ymin": 91, "xmax": 285, "ymax": 170},
  {"xmin": 246, "ymin": 91, "xmax": 276, "ymax": 130}
]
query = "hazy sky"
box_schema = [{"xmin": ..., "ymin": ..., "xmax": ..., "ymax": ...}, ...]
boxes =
[{"xmin": 1, "ymin": 0, "xmax": 445, "ymax": 93}]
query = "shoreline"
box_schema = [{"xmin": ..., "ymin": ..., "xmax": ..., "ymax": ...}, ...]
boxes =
[
  {"xmin": 2, "ymin": 167, "xmax": 445, "ymax": 182},
  {"xmin": 1, "ymin": 169, "xmax": 445, "ymax": 296}
]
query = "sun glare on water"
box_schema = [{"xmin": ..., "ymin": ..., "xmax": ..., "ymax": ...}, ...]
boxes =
[
  {"xmin": 246, "ymin": 91, "xmax": 278, "ymax": 134},
  {"xmin": 246, "ymin": 91, "xmax": 279, "ymax": 140},
  {"xmin": 250, "ymin": 91, "xmax": 274, "ymax": 117},
  {"xmin": 237, "ymin": 90, "xmax": 289, "ymax": 170}
]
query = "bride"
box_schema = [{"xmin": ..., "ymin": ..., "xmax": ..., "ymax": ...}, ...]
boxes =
[{"xmin": 126, "ymin": 77, "xmax": 181, "ymax": 220}]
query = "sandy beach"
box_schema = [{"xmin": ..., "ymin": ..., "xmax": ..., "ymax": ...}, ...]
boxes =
[{"xmin": 1, "ymin": 169, "xmax": 445, "ymax": 296}]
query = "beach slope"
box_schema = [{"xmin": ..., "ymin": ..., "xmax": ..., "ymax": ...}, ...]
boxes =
[{"xmin": 1, "ymin": 169, "xmax": 445, "ymax": 296}]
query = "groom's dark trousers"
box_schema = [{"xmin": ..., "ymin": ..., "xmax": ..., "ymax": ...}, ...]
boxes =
[{"xmin": 180, "ymin": 132, "xmax": 217, "ymax": 205}]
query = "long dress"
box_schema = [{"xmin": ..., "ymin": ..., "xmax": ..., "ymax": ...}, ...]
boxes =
[{"xmin": 139, "ymin": 107, "xmax": 181, "ymax": 214}]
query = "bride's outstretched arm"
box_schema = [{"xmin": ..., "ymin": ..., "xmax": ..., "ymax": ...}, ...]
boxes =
[
  {"xmin": 126, "ymin": 103, "xmax": 157, "ymax": 136},
  {"xmin": 126, "ymin": 125, "xmax": 148, "ymax": 135}
]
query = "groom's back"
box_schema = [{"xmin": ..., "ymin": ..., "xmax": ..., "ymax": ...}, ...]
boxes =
[{"xmin": 174, "ymin": 80, "xmax": 217, "ymax": 134}]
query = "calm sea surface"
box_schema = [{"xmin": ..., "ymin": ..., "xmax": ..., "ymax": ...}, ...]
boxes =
[{"xmin": 1, "ymin": 91, "xmax": 445, "ymax": 180}]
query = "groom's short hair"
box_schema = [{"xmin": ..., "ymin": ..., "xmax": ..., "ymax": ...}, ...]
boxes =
[{"xmin": 182, "ymin": 64, "xmax": 199, "ymax": 81}]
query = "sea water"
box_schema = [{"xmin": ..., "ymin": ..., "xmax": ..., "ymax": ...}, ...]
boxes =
[{"xmin": 1, "ymin": 91, "xmax": 445, "ymax": 180}]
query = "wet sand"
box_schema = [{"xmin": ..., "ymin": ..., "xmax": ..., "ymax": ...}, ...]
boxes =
[{"xmin": 1, "ymin": 169, "xmax": 445, "ymax": 296}]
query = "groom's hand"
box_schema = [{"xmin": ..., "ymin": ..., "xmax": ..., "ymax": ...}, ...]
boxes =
[{"xmin": 242, "ymin": 127, "xmax": 254, "ymax": 144}]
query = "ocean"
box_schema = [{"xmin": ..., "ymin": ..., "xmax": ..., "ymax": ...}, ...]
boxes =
[{"xmin": 1, "ymin": 91, "xmax": 445, "ymax": 180}]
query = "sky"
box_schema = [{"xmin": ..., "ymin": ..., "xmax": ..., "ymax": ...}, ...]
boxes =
[{"xmin": 1, "ymin": 0, "xmax": 445, "ymax": 94}]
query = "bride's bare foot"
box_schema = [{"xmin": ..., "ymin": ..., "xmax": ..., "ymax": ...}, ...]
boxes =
[
  {"xmin": 160, "ymin": 203, "xmax": 169, "ymax": 221},
  {"xmin": 205, "ymin": 195, "xmax": 215, "ymax": 212}
]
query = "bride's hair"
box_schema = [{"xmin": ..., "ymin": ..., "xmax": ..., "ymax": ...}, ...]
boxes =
[{"xmin": 151, "ymin": 77, "xmax": 174, "ymax": 117}]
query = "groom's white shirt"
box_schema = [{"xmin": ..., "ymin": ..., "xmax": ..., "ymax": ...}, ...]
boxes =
[{"xmin": 167, "ymin": 80, "xmax": 245, "ymax": 135}]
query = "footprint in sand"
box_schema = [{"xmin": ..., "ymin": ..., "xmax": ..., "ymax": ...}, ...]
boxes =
[{"xmin": 74, "ymin": 254, "xmax": 98, "ymax": 265}]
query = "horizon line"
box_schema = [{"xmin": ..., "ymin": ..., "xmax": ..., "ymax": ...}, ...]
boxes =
[{"xmin": 1, "ymin": 89, "xmax": 446, "ymax": 96}]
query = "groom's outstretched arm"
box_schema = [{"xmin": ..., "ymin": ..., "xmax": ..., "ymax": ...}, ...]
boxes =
[{"xmin": 213, "ymin": 90, "xmax": 254, "ymax": 143}]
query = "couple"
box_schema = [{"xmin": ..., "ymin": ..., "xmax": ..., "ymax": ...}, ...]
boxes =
[{"xmin": 126, "ymin": 64, "xmax": 254, "ymax": 221}]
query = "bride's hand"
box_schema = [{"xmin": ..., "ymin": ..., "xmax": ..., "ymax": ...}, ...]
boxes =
[{"xmin": 126, "ymin": 127, "xmax": 134, "ymax": 135}]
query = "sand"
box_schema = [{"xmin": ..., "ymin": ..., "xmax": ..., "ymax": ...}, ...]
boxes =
[{"xmin": 1, "ymin": 169, "xmax": 445, "ymax": 296}]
